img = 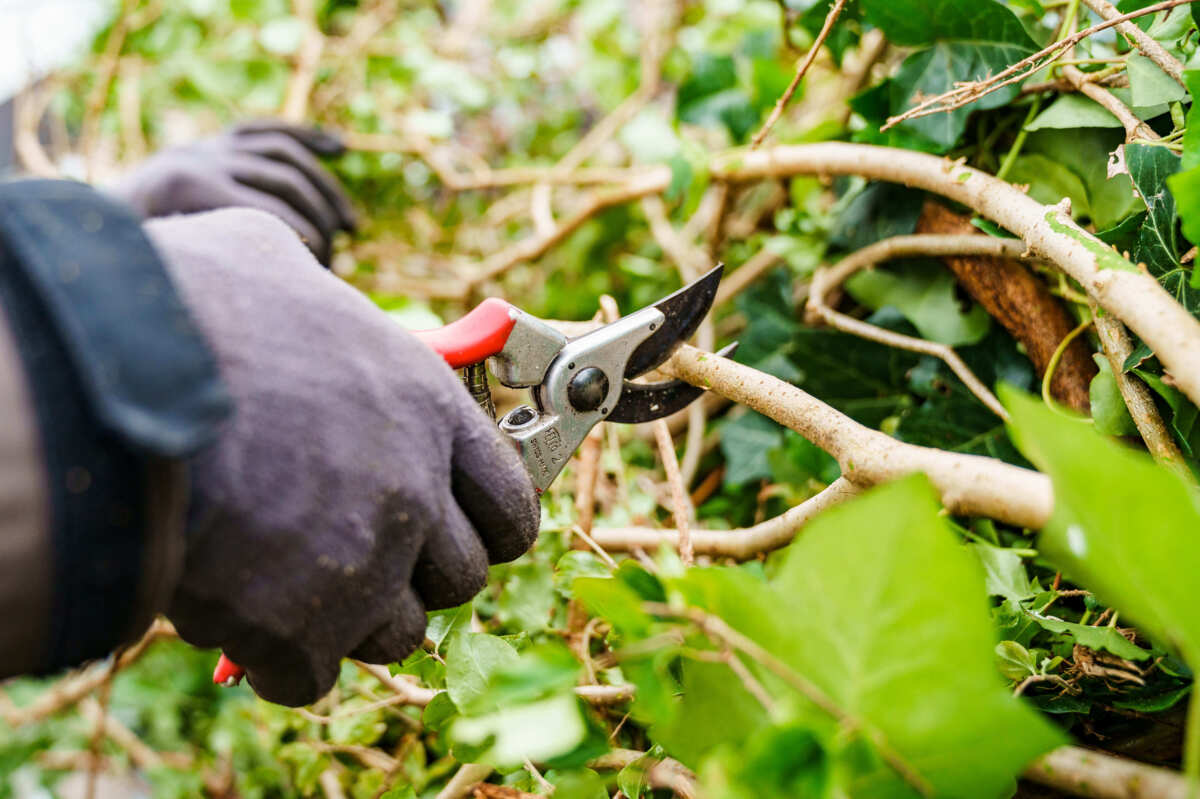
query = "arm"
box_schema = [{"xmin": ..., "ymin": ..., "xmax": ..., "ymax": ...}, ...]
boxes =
[{"xmin": 0, "ymin": 179, "xmax": 229, "ymax": 677}]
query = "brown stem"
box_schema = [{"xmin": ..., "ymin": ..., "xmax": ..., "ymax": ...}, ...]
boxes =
[
  {"xmin": 1080, "ymin": 0, "xmax": 1185, "ymax": 87},
  {"xmin": 916, "ymin": 202, "xmax": 1096, "ymax": 412}
]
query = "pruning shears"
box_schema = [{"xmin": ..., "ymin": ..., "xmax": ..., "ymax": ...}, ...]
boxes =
[{"xmin": 213, "ymin": 264, "xmax": 729, "ymax": 687}]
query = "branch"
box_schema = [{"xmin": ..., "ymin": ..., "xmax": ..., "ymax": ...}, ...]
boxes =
[
  {"xmin": 661, "ymin": 344, "xmax": 1053, "ymax": 527},
  {"xmin": 1023, "ymin": 745, "xmax": 1197, "ymax": 799},
  {"xmin": 591, "ymin": 477, "xmax": 861, "ymax": 559},
  {"xmin": 1080, "ymin": 0, "xmax": 1185, "ymax": 87},
  {"xmin": 1089, "ymin": 301, "xmax": 1187, "ymax": 470},
  {"xmin": 806, "ymin": 234, "xmax": 1020, "ymax": 419},
  {"xmin": 712, "ymin": 143, "xmax": 1200, "ymax": 412},
  {"xmin": 1062, "ymin": 64, "xmax": 1159, "ymax": 142},
  {"xmin": 436, "ymin": 763, "xmax": 495, "ymax": 799},
  {"xmin": 2, "ymin": 619, "xmax": 174, "ymax": 727},
  {"xmin": 714, "ymin": 247, "xmax": 784, "ymax": 307},
  {"xmin": 750, "ymin": 0, "xmax": 850, "ymax": 148},
  {"xmin": 281, "ymin": 0, "xmax": 326, "ymax": 123},
  {"xmin": 654, "ymin": 420, "xmax": 694, "ymax": 565}
]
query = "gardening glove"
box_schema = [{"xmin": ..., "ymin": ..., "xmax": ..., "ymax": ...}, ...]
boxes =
[
  {"xmin": 112, "ymin": 121, "xmax": 356, "ymax": 266},
  {"xmin": 145, "ymin": 208, "xmax": 540, "ymax": 707}
]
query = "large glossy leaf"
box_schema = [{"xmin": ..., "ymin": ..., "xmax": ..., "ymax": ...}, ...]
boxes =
[
  {"xmin": 1019, "ymin": 129, "xmax": 1140, "ymax": 230},
  {"xmin": 1004, "ymin": 387, "xmax": 1200, "ymax": 666},
  {"xmin": 860, "ymin": 0, "xmax": 1037, "ymax": 46},
  {"xmin": 665, "ymin": 477, "xmax": 1063, "ymax": 796}
]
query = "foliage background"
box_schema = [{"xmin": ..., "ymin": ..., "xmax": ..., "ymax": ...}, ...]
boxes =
[{"xmin": 4, "ymin": 0, "xmax": 1200, "ymax": 797}]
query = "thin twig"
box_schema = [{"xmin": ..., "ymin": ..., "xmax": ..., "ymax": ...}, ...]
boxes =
[
  {"xmin": 281, "ymin": 0, "xmax": 327, "ymax": 122},
  {"xmin": 436, "ymin": 763, "xmax": 495, "ymax": 799},
  {"xmin": 1062, "ymin": 64, "xmax": 1159, "ymax": 142},
  {"xmin": 591, "ymin": 476, "xmax": 860, "ymax": 560},
  {"xmin": 1080, "ymin": 0, "xmax": 1185, "ymax": 86},
  {"xmin": 654, "ymin": 421, "xmax": 694, "ymax": 565},
  {"xmin": 807, "ymin": 234, "xmax": 1027, "ymax": 420},
  {"xmin": 751, "ymin": 0, "xmax": 850, "ymax": 148}
]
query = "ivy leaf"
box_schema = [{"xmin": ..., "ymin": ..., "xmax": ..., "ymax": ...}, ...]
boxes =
[
  {"xmin": 1090, "ymin": 353, "xmax": 1138, "ymax": 436},
  {"xmin": 888, "ymin": 42, "xmax": 1032, "ymax": 150},
  {"xmin": 1128, "ymin": 143, "xmax": 1200, "ymax": 310},
  {"xmin": 720, "ymin": 411, "xmax": 785, "ymax": 486},
  {"xmin": 445, "ymin": 633, "xmax": 520, "ymax": 712},
  {"xmin": 971, "ymin": 542, "xmax": 1034, "ymax": 602},
  {"xmin": 845, "ymin": 259, "xmax": 992, "ymax": 346},
  {"xmin": 450, "ymin": 694, "xmax": 590, "ymax": 767},
  {"xmin": 1180, "ymin": 70, "xmax": 1200, "ymax": 170},
  {"xmin": 665, "ymin": 476, "xmax": 1063, "ymax": 795},
  {"xmin": 1026, "ymin": 612, "xmax": 1153, "ymax": 661},
  {"xmin": 860, "ymin": 0, "xmax": 1037, "ymax": 47},
  {"xmin": 1127, "ymin": 54, "xmax": 1187, "ymax": 108},
  {"xmin": 1004, "ymin": 387, "xmax": 1200, "ymax": 670},
  {"xmin": 1021, "ymin": 129, "xmax": 1140, "ymax": 231}
]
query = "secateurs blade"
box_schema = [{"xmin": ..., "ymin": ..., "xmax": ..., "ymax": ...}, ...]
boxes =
[{"xmin": 214, "ymin": 264, "xmax": 730, "ymax": 686}]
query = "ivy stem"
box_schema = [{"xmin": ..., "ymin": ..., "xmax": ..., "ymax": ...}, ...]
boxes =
[
  {"xmin": 996, "ymin": 97, "xmax": 1041, "ymax": 182},
  {"xmin": 1041, "ymin": 316, "xmax": 1094, "ymax": 414}
]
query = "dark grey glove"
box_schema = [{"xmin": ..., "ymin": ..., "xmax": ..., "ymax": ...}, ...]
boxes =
[
  {"xmin": 145, "ymin": 209, "xmax": 539, "ymax": 706},
  {"xmin": 113, "ymin": 121, "xmax": 356, "ymax": 265}
]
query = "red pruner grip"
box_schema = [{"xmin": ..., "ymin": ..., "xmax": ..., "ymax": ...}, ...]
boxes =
[
  {"xmin": 412, "ymin": 297, "xmax": 517, "ymax": 368},
  {"xmin": 213, "ymin": 654, "xmax": 244, "ymax": 686}
]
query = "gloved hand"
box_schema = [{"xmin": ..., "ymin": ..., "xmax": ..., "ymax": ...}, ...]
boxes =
[
  {"xmin": 145, "ymin": 209, "xmax": 539, "ymax": 706},
  {"xmin": 112, "ymin": 121, "xmax": 356, "ymax": 266}
]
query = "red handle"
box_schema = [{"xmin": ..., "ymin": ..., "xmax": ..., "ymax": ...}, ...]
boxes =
[
  {"xmin": 213, "ymin": 298, "xmax": 519, "ymax": 687},
  {"xmin": 411, "ymin": 297, "xmax": 517, "ymax": 368}
]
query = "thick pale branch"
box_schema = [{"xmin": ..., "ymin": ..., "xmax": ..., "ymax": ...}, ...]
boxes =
[
  {"xmin": 661, "ymin": 344, "xmax": 1053, "ymax": 527},
  {"xmin": 713, "ymin": 143, "xmax": 1200, "ymax": 411},
  {"xmin": 1024, "ymin": 745, "xmax": 1196, "ymax": 798}
]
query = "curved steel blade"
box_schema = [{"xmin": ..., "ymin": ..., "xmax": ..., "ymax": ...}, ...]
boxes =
[
  {"xmin": 622, "ymin": 264, "xmax": 724, "ymax": 379},
  {"xmin": 607, "ymin": 343, "xmax": 738, "ymax": 423}
]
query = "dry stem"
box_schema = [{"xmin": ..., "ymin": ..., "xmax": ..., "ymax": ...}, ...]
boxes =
[
  {"xmin": 751, "ymin": 0, "xmax": 850, "ymax": 148},
  {"xmin": 654, "ymin": 421, "xmax": 694, "ymax": 565},
  {"xmin": 806, "ymin": 234, "xmax": 1024, "ymax": 419},
  {"xmin": 591, "ymin": 477, "xmax": 860, "ymax": 559},
  {"xmin": 281, "ymin": 0, "xmax": 327, "ymax": 123},
  {"xmin": 1062, "ymin": 64, "xmax": 1158, "ymax": 142}
]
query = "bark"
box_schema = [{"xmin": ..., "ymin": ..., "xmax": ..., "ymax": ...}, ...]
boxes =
[{"xmin": 916, "ymin": 201, "xmax": 1096, "ymax": 412}]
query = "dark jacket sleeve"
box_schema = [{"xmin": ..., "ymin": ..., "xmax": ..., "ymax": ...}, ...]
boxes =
[{"xmin": 0, "ymin": 179, "xmax": 231, "ymax": 677}]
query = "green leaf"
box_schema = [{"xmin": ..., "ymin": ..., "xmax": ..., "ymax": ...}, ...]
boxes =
[
  {"xmin": 1090, "ymin": 353, "xmax": 1139, "ymax": 436},
  {"xmin": 1181, "ymin": 70, "xmax": 1200, "ymax": 170},
  {"xmin": 650, "ymin": 660, "xmax": 769, "ymax": 767},
  {"xmin": 426, "ymin": 604, "xmax": 472, "ymax": 652},
  {"xmin": 889, "ymin": 42, "xmax": 1032, "ymax": 150},
  {"xmin": 830, "ymin": 181, "xmax": 923, "ymax": 252},
  {"xmin": 1127, "ymin": 143, "xmax": 1200, "ymax": 312},
  {"xmin": 1027, "ymin": 93, "xmax": 1127, "ymax": 131},
  {"xmin": 860, "ymin": 0, "xmax": 1037, "ymax": 47},
  {"xmin": 328, "ymin": 698, "xmax": 387, "ymax": 747},
  {"xmin": 450, "ymin": 694, "xmax": 589, "ymax": 768},
  {"xmin": 445, "ymin": 633, "xmax": 520, "ymax": 712},
  {"xmin": 667, "ymin": 477, "xmax": 1064, "ymax": 795},
  {"xmin": 720, "ymin": 411, "xmax": 785, "ymax": 486},
  {"xmin": 422, "ymin": 691, "xmax": 458, "ymax": 732},
  {"xmin": 1027, "ymin": 612, "xmax": 1153, "ymax": 661},
  {"xmin": 1004, "ymin": 387, "xmax": 1200, "ymax": 667},
  {"xmin": 971, "ymin": 543, "xmax": 1034, "ymax": 602},
  {"xmin": 1128, "ymin": 54, "xmax": 1187, "ymax": 108},
  {"xmin": 845, "ymin": 259, "xmax": 992, "ymax": 346},
  {"xmin": 995, "ymin": 641, "xmax": 1039, "ymax": 681},
  {"xmin": 1019, "ymin": 129, "xmax": 1140, "ymax": 230}
]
